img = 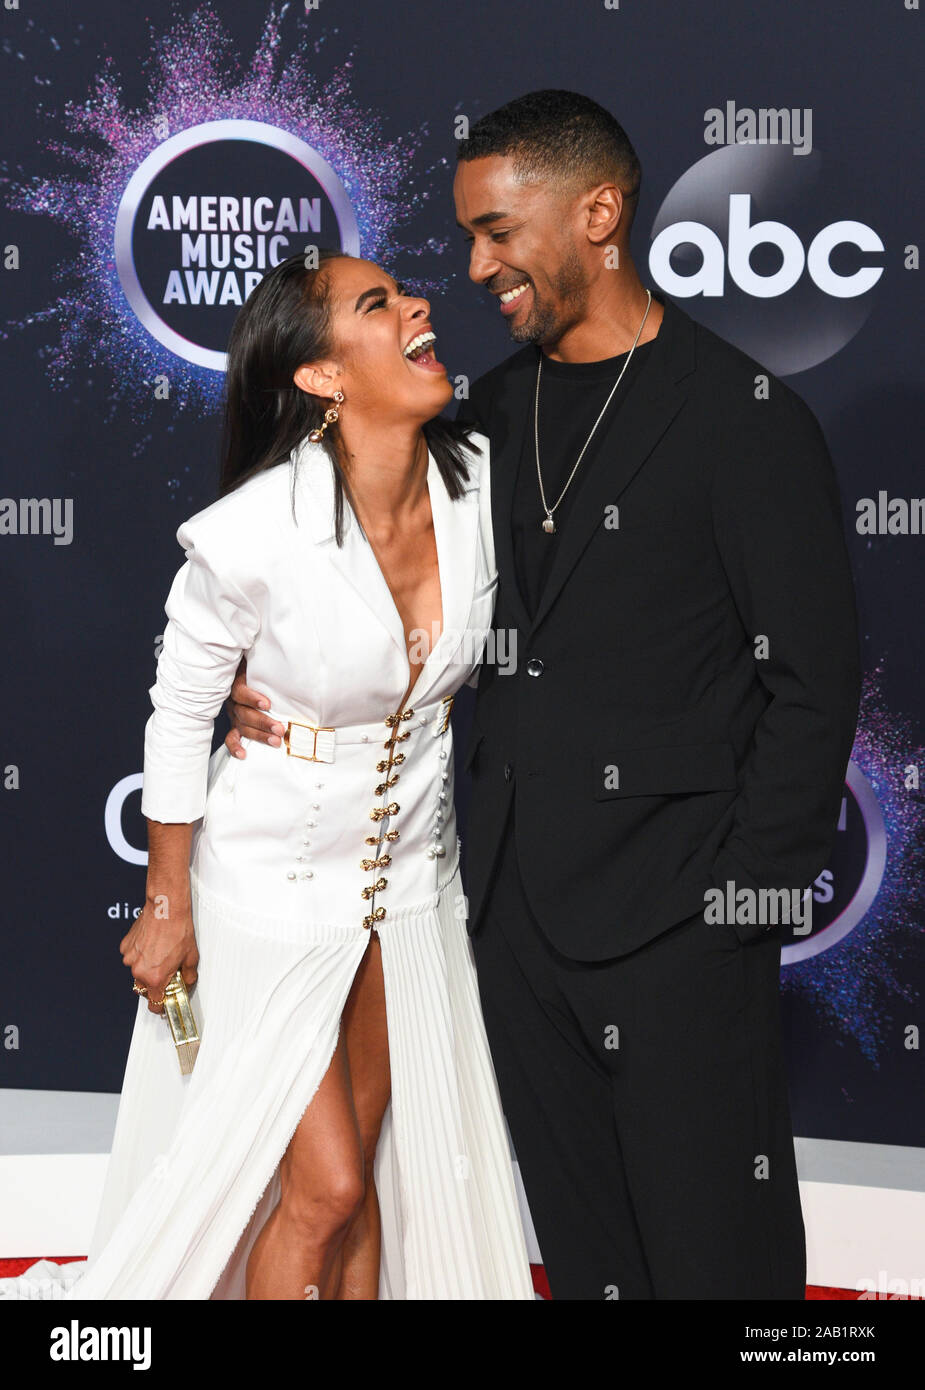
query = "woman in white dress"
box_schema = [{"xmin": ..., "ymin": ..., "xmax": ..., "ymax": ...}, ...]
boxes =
[{"xmin": 28, "ymin": 249, "xmax": 533, "ymax": 1300}]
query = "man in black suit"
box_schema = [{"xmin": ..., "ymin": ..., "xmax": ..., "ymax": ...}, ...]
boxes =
[
  {"xmin": 227, "ymin": 90, "xmax": 860, "ymax": 1299},
  {"xmin": 449, "ymin": 89, "xmax": 859, "ymax": 1300}
]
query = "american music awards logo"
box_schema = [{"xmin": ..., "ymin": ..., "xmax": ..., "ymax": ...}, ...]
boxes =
[
  {"xmin": 648, "ymin": 139, "xmax": 886, "ymax": 375},
  {"xmin": 5, "ymin": 8, "xmax": 444, "ymax": 414},
  {"xmin": 115, "ymin": 120, "xmax": 360, "ymax": 372}
]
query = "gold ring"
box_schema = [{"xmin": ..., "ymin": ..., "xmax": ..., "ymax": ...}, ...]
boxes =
[{"xmin": 132, "ymin": 979, "xmax": 148, "ymax": 997}]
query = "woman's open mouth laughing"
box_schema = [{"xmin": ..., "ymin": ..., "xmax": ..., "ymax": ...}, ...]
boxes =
[{"xmin": 402, "ymin": 329, "xmax": 446, "ymax": 373}]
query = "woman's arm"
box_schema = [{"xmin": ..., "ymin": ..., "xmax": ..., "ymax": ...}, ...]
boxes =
[
  {"xmin": 121, "ymin": 821, "xmax": 198, "ymax": 1014},
  {"xmin": 142, "ymin": 512, "xmax": 263, "ymax": 822},
  {"xmin": 128, "ymin": 509, "xmax": 264, "ymax": 1005}
]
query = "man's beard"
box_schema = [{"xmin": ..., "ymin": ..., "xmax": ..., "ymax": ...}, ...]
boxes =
[{"xmin": 508, "ymin": 248, "xmax": 588, "ymax": 345}]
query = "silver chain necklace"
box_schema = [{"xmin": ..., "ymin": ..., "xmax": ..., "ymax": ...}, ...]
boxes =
[{"xmin": 534, "ymin": 288, "xmax": 653, "ymax": 534}]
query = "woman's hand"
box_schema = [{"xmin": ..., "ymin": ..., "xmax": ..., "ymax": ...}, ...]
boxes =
[{"xmin": 120, "ymin": 889, "xmax": 199, "ymax": 1015}]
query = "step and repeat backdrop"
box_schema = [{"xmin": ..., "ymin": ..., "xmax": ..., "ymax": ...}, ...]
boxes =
[{"xmin": 1, "ymin": 0, "xmax": 923, "ymax": 1161}]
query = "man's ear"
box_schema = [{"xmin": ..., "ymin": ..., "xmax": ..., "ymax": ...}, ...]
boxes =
[
  {"xmin": 293, "ymin": 361, "xmax": 341, "ymax": 400},
  {"xmin": 585, "ymin": 183, "xmax": 627, "ymax": 246}
]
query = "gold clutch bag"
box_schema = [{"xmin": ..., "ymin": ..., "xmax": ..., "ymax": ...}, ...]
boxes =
[{"xmin": 162, "ymin": 970, "xmax": 201, "ymax": 1074}]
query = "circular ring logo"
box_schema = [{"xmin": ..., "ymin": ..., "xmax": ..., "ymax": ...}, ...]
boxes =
[
  {"xmin": 648, "ymin": 144, "xmax": 885, "ymax": 375},
  {"xmin": 781, "ymin": 761, "xmax": 886, "ymax": 964},
  {"xmin": 115, "ymin": 120, "xmax": 360, "ymax": 371}
]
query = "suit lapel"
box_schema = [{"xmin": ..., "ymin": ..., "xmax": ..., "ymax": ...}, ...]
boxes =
[
  {"xmin": 485, "ymin": 354, "xmax": 536, "ymax": 636},
  {"xmin": 408, "ymin": 450, "xmax": 479, "ymax": 707}
]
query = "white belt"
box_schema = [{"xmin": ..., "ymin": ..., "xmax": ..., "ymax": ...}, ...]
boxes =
[{"xmin": 281, "ymin": 694, "xmax": 454, "ymax": 763}]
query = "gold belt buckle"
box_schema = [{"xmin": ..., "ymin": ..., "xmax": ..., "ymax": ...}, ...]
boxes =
[{"xmin": 283, "ymin": 720, "xmax": 336, "ymax": 763}]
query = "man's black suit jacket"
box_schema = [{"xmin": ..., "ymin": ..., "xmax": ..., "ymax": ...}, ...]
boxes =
[{"xmin": 454, "ymin": 292, "xmax": 861, "ymax": 959}]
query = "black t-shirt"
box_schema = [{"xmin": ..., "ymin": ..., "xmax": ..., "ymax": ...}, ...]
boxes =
[{"xmin": 512, "ymin": 338, "xmax": 656, "ymax": 619}]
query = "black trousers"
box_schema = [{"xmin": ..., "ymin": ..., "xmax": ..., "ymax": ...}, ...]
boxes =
[{"xmin": 470, "ymin": 802, "xmax": 807, "ymax": 1300}]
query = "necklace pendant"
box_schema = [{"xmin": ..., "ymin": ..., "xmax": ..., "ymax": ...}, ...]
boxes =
[{"xmin": 542, "ymin": 515, "xmax": 556, "ymax": 534}]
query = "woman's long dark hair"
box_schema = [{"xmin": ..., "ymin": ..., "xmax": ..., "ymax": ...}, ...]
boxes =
[{"xmin": 219, "ymin": 248, "xmax": 481, "ymax": 545}]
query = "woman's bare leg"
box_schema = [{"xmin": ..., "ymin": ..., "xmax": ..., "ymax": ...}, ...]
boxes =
[
  {"xmin": 333, "ymin": 930, "xmax": 391, "ymax": 1300},
  {"xmin": 245, "ymin": 1026, "xmax": 363, "ymax": 1300},
  {"xmin": 244, "ymin": 932, "xmax": 390, "ymax": 1300}
]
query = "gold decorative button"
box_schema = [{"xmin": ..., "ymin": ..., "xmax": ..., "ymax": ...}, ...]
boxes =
[
  {"xmin": 362, "ymin": 710, "xmax": 413, "ymax": 929},
  {"xmin": 360, "ymin": 854, "xmax": 392, "ymax": 871},
  {"xmin": 437, "ymin": 695, "xmax": 454, "ymax": 734}
]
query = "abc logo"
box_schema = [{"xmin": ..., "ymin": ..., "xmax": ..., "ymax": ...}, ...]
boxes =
[
  {"xmin": 650, "ymin": 193, "xmax": 882, "ymax": 300},
  {"xmin": 648, "ymin": 144, "xmax": 885, "ymax": 374}
]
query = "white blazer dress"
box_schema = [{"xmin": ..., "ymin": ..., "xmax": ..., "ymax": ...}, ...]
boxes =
[{"xmin": 42, "ymin": 429, "xmax": 533, "ymax": 1299}]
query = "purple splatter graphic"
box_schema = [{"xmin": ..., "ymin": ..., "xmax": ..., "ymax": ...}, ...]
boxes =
[
  {"xmin": 1, "ymin": 4, "xmax": 451, "ymax": 417},
  {"xmin": 782, "ymin": 666, "xmax": 925, "ymax": 1063}
]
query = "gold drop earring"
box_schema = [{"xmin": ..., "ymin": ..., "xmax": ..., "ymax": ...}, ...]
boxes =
[{"xmin": 309, "ymin": 389, "xmax": 345, "ymax": 443}]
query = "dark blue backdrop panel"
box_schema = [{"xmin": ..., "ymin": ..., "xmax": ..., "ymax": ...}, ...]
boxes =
[{"xmin": 1, "ymin": 0, "xmax": 922, "ymax": 1146}]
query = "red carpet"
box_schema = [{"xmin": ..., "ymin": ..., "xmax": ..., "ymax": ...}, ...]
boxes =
[
  {"xmin": 2, "ymin": 1256, "xmax": 86, "ymax": 1276},
  {"xmin": 4, "ymin": 1256, "xmax": 919, "ymax": 1299}
]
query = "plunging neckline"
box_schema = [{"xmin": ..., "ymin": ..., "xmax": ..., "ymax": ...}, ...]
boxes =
[{"xmin": 365, "ymin": 450, "xmax": 446, "ymax": 717}]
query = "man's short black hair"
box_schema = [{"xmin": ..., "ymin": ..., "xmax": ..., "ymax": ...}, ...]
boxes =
[{"xmin": 457, "ymin": 89, "xmax": 642, "ymax": 228}]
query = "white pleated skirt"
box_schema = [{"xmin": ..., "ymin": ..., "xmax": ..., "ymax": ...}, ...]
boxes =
[{"xmin": 2, "ymin": 864, "xmax": 534, "ymax": 1300}]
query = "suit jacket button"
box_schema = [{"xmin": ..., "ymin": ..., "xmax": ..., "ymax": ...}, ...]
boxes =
[
  {"xmin": 526, "ymin": 658, "xmax": 544, "ymax": 677},
  {"xmin": 504, "ymin": 763, "xmax": 514, "ymax": 782}
]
